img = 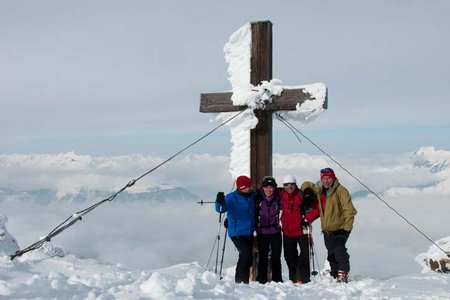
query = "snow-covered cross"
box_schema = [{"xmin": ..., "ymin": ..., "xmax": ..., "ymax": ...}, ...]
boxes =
[{"xmin": 200, "ymin": 21, "xmax": 327, "ymax": 186}]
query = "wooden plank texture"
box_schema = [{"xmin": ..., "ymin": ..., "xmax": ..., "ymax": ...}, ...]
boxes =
[{"xmin": 200, "ymin": 88, "xmax": 326, "ymax": 112}]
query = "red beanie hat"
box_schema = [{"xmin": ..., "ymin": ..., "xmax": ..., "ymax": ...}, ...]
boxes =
[
  {"xmin": 320, "ymin": 167, "xmax": 336, "ymax": 180},
  {"xmin": 236, "ymin": 175, "xmax": 252, "ymax": 190}
]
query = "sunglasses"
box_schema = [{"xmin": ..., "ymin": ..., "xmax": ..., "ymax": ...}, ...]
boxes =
[{"xmin": 283, "ymin": 183, "xmax": 296, "ymax": 187}]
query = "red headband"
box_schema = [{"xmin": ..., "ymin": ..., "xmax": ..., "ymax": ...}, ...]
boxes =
[{"xmin": 320, "ymin": 168, "xmax": 336, "ymax": 180}]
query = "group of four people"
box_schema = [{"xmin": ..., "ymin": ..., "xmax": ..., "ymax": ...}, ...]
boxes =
[{"xmin": 215, "ymin": 167, "xmax": 357, "ymax": 285}]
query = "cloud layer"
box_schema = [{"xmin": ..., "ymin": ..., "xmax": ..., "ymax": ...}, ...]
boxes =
[{"xmin": 1, "ymin": 146, "xmax": 450, "ymax": 278}]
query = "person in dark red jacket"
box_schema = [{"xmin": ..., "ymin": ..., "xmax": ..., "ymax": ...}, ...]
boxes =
[{"xmin": 279, "ymin": 174, "xmax": 319, "ymax": 284}]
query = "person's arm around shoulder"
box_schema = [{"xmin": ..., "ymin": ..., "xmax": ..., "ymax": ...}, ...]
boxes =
[
  {"xmin": 300, "ymin": 181, "xmax": 320, "ymax": 199},
  {"xmin": 254, "ymin": 189, "xmax": 263, "ymax": 204},
  {"xmin": 301, "ymin": 181, "xmax": 320, "ymax": 222},
  {"xmin": 305, "ymin": 200, "xmax": 320, "ymax": 223}
]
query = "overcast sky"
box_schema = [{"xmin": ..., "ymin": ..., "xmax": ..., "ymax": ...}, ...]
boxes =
[{"xmin": 1, "ymin": 0, "xmax": 449, "ymax": 157}]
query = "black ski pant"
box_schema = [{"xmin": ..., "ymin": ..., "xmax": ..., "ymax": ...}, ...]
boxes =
[
  {"xmin": 323, "ymin": 230, "xmax": 350, "ymax": 277},
  {"xmin": 283, "ymin": 234, "xmax": 311, "ymax": 283},
  {"xmin": 256, "ymin": 232, "xmax": 283, "ymax": 284},
  {"xmin": 230, "ymin": 235, "xmax": 254, "ymax": 284}
]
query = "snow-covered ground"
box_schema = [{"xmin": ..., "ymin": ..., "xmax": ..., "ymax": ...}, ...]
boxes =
[
  {"xmin": 0, "ymin": 248, "xmax": 449, "ymax": 299},
  {"xmin": 1, "ymin": 227, "xmax": 450, "ymax": 300}
]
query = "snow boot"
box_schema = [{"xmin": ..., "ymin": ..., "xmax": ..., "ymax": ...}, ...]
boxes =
[{"xmin": 336, "ymin": 270, "xmax": 349, "ymax": 283}]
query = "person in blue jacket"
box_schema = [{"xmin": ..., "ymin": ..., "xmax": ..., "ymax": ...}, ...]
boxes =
[{"xmin": 216, "ymin": 175, "xmax": 255, "ymax": 284}]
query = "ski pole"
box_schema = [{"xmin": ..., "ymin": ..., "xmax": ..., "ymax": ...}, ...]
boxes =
[
  {"xmin": 215, "ymin": 209, "xmax": 223, "ymax": 274},
  {"xmin": 199, "ymin": 198, "xmax": 222, "ymax": 272},
  {"xmin": 197, "ymin": 200, "xmax": 215, "ymax": 205},
  {"xmin": 308, "ymin": 225, "xmax": 318, "ymax": 277},
  {"xmin": 219, "ymin": 218, "xmax": 228, "ymax": 279},
  {"xmin": 206, "ymin": 201, "xmax": 224, "ymax": 273},
  {"xmin": 312, "ymin": 241, "xmax": 321, "ymax": 279}
]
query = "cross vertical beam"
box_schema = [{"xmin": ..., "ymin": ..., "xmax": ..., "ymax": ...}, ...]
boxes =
[{"xmin": 250, "ymin": 21, "xmax": 273, "ymax": 187}]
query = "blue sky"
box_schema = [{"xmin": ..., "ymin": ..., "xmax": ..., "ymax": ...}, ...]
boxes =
[{"xmin": 1, "ymin": 0, "xmax": 449, "ymax": 156}]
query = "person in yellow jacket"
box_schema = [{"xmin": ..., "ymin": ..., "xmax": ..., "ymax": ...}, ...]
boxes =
[{"xmin": 304, "ymin": 167, "xmax": 357, "ymax": 283}]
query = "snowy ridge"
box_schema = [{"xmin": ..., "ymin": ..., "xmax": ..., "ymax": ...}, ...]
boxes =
[
  {"xmin": 2, "ymin": 147, "xmax": 450, "ymax": 201},
  {"xmin": 0, "ymin": 186, "xmax": 200, "ymax": 203},
  {"xmin": 0, "ymin": 151, "xmax": 202, "ymax": 202},
  {"xmin": 384, "ymin": 146, "xmax": 450, "ymax": 196},
  {"xmin": 412, "ymin": 146, "xmax": 450, "ymax": 174}
]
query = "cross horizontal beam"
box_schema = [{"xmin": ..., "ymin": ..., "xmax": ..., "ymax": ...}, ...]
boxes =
[{"xmin": 200, "ymin": 88, "xmax": 327, "ymax": 113}]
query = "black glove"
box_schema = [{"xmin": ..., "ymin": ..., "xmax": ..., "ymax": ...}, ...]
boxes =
[
  {"xmin": 216, "ymin": 192, "xmax": 225, "ymax": 205},
  {"xmin": 224, "ymin": 218, "xmax": 228, "ymax": 229},
  {"xmin": 302, "ymin": 188, "xmax": 315, "ymax": 209},
  {"xmin": 301, "ymin": 217, "xmax": 309, "ymax": 227}
]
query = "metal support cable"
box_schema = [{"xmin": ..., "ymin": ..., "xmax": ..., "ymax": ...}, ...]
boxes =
[{"xmin": 11, "ymin": 109, "xmax": 247, "ymax": 260}]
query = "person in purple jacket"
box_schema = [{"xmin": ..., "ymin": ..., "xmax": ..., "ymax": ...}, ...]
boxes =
[{"xmin": 254, "ymin": 176, "xmax": 283, "ymax": 283}]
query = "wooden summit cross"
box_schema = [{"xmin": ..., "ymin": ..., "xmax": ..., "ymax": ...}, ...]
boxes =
[{"xmin": 200, "ymin": 20, "xmax": 328, "ymax": 187}]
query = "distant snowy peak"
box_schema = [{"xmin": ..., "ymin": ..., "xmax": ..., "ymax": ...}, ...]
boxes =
[
  {"xmin": 0, "ymin": 152, "xmax": 204, "ymax": 201},
  {"xmin": 0, "ymin": 151, "xmax": 94, "ymax": 170},
  {"xmin": 0, "ymin": 186, "xmax": 200, "ymax": 203},
  {"xmin": 412, "ymin": 146, "xmax": 450, "ymax": 174},
  {"xmin": 378, "ymin": 146, "xmax": 450, "ymax": 198},
  {"xmin": 0, "ymin": 152, "xmax": 163, "ymax": 171}
]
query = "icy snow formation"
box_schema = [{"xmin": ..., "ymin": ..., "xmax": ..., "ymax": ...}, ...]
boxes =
[
  {"xmin": 0, "ymin": 215, "xmax": 19, "ymax": 256},
  {"xmin": 416, "ymin": 236, "xmax": 450, "ymax": 273}
]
